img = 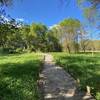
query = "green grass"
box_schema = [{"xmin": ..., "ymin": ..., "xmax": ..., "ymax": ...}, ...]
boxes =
[
  {"xmin": 52, "ymin": 52, "xmax": 100, "ymax": 99},
  {"xmin": 0, "ymin": 53, "xmax": 43, "ymax": 100}
]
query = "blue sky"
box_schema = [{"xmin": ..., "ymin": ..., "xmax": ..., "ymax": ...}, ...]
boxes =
[{"xmin": 5, "ymin": 0, "xmax": 85, "ymax": 26}]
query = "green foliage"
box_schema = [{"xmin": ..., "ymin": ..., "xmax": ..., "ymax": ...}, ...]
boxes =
[
  {"xmin": 60, "ymin": 18, "xmax": 81, "ymax": 29},
  {"xmin": 0, "ymin": 15, "xmax": 98, "ymax": 54},
  {"xmin": 0, "ymin": 16, "xmax": 23, "ymax": 53},
  {"xmin": 52, "ymin": 52, "xmax": 100, "ymax": 99},
  {"xmin": 0, "ymin": 15, "xmax": 62, "ymax": 53},
  {"xmin": 0, "ymin": 53, "xmax": 43, "ymax": 100},
  {"xmin": 46, "ymin": 30, "xmax": 62, "ymax": 52},
  {"xmin": 96, "ymin": 92, "xmax": 100, "ymax": 100},
  {"xmin": 59, "ymin": 18, "xmax": 82, "ymax": 53}
]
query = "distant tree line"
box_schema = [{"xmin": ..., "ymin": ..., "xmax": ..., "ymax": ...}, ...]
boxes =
[
  {"xmin": 50, "ymin": 18, "xmax": 100, "ymax": 53},
  {"xmin": 0, "ymin": 14, "xmax": 62, "ymax": 53},
  {"xmin": 0, "ymin": 0, "xmax": 100, "ymax": 54},
  {"xmin": 0, "ymin": 14, "xmax": 99, "ymax": 54}
]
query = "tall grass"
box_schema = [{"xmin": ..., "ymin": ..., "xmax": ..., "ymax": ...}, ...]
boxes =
[{"xmin": 0, "ymin": 53, "xmax": 43, "ymax": 100}]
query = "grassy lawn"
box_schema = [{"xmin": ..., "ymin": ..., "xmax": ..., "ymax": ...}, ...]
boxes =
[
  {"xmin": 0, "ymin": 53, "xmax": 43, "ymax": 100},
  {"xmin": 52, "ymin": 52, "xmax": 100, "ymax": 99}
]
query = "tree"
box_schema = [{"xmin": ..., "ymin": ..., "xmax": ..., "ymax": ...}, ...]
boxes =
[
  {"xmin": 0, "ymin": 17, "xmax": 23, "ymax": 53},
  {"xmin": 80, "ymin": 39, "xmax": 89, "ymax": 52},
  {"xmin": 77, "ymin": 0, "xmax": 100, "ymax": 30},
  {"xmin": 46, "ymin": 30, "xmax": 62, "ymax": 52},
  {"xmin": 21, "ymin": 25, "xmax": 31, "ymax": 50},
  {"xmin": 29, "ymin": 23, "xmax": 48, "ymax": 52},
  {"xmin": 61, "ymin": 0, "xmax": 100, "ymax": 27},
  {"xmin": 59, "ymin": 18, "xmax": 82, "ymax": 53}
]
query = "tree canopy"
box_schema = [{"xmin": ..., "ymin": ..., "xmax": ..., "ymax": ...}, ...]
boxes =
[{"xmin": 59, "ymin": 18, "xmax": 82, "ymax": 53}]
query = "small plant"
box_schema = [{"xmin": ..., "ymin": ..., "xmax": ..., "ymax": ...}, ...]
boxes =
[{"xmin": 96, "ymin": 92, "xmax": 100, "ymax": 100}]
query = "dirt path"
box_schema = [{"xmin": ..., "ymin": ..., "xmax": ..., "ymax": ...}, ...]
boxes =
[{"xmin": 39, "ymin": 54, "xmax": 94, "ymax": 100}]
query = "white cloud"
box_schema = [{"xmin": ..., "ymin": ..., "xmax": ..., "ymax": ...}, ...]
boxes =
[
  {"xmin": 16, "ymin": 18, "xmax": 24, "ymax": 22},
  {"xmin": 49, "ymin": 24, "xmax": 60, "ymax": 29}
]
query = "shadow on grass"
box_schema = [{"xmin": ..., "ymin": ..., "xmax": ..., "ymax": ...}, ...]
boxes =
[
  {"xmin": 0, "ymin": 53, "xmax": 22, "ymax": 61},
  {"xmin": 0, "ymin": 59, "xmax": 42, "ymax": 100},
  {"xmin": 56, "ymin": 55, "xmax": 100, "ymax": 97}
]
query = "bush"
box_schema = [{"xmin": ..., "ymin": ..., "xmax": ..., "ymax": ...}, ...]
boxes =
[
  {"xmin": 96, "ymin": 92, "xmax": 100, "ymax": 100},
  {"xmin": 16, "ymin": 48, "xmax": 23, "ymax": 53},
  {"xmin": 0, "ymin": 47, "xmax": 3, "ymax": 54}
]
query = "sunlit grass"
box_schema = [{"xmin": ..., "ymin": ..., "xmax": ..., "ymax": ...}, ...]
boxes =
[
  {"xmin": 52, "ymin": 52, "xmax": 100, "ymax": 99},
  {"xmin": 0, "ymin": 53, "xmax": 43, "ymax": 100}
]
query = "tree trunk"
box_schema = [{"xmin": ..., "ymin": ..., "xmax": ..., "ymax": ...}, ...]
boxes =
[{"xmin": 67, "ymin": 45, "xmax": 71, "ymax": 54}]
